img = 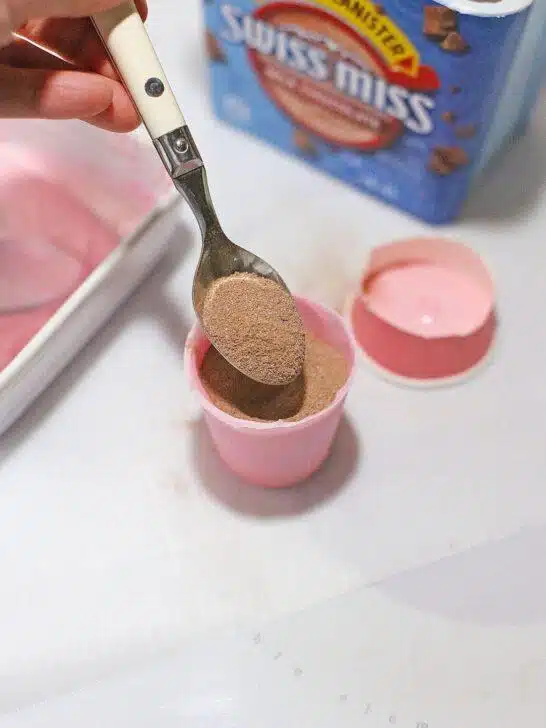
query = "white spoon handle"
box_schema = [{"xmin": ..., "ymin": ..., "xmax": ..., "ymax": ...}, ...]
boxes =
[{"xmin": 92, "ymin": 1, "xmax": 185, "ymax": 140}]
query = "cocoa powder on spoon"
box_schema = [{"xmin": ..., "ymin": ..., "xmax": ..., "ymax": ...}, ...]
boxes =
[{"xmin": 201, "ymin": 272, "xmax": 306, "ymax": 386}]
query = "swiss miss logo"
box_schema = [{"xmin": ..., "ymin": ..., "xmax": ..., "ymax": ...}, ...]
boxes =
[{"xmin": 220, "ymin": 1, "xmax": 440, "ymax": 150}]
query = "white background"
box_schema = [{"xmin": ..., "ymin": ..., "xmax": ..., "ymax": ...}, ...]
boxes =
[
  {"xmin": 3, "ymin": 527, "xmax": 546, "ymax": 727},
  {"xmin": 1, "ymin": 0, "xmax": 546, "ymax": 716}
]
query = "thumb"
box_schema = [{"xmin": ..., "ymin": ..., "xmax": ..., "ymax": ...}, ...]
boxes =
[{"xmin": 0, "ymin": 63, "xmax": 114, "ymax": 119}]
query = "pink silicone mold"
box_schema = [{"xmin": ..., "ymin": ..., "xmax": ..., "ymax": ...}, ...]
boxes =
[
  {"xmin": 185, "ymin": 296, "xmax": 356, "ymax": 488},
  {"xmin": 349, "ymin": 237, "xmax": 497, "ymax": 384}
]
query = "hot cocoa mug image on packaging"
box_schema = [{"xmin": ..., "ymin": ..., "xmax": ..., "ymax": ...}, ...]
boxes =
[
  {"xmin": 185, "ymin": 297, "xmax": 356, "ymax": 488},
  {"xmin": 204, "ymin": 0, "xmax": 541, "ymax": 223}
]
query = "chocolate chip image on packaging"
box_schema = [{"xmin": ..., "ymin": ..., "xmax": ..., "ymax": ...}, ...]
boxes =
[
  {"xmin": 441, "ymin": 31, "xmax": 469, "ymax": 53},
  {"xmin": 429, "ymin": 145, "xmax": 469, "ymax": 175},
  {"xmin": 204, "ymin": 0, "xmax": 540, "ymax": 222},
  {"xmin": 293, "ymin": 128, "xmax": 318, "ymax": 156},
  {"xmin": 423, "ymin": 5, "xmax": 469, "ymax": 53},
  {"xmin": 441, "ymin": 110, "xmax": 457, "ymax": 123},
  {"xmin": 205, "ymin": 30, "xmax": 227, "ymax": 63},
  {"xmin": 423, "ymin": 5, "xmax": 457, "ymax": 39}
]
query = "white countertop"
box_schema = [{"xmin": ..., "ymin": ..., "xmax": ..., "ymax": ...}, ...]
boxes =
[
  {"xmin": 1, "ymin": 0, "xmax": 546, "ymax": 717},
  {"xmin": 3, "ymin": 527, "xmax": 546, "ymax": 727}
]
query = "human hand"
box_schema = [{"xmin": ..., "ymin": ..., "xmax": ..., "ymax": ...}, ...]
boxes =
[{"xmin": 0, "ymin": 0, "xmax": 148, "ymax": 131}]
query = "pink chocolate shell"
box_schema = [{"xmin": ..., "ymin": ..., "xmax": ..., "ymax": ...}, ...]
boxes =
[{"xmin": 349, "ymin": 237, "xmax": 496, "ymax": 383}]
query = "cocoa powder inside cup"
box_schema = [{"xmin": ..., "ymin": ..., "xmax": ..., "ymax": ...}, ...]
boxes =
[
  {"xmin": 201, "ymin": 272, "xmax": 306, "ymax": 386},
  {"xmin": 199, "ymin": 331, "xmax": 349, "ymax": 422}
]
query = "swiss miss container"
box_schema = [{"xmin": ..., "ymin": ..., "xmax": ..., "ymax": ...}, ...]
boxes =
[{"xmin": 203, "ymin": 0, "xmax": 542, "ymax": 223}]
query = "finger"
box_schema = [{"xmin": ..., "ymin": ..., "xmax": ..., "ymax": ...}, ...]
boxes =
[
  {"xmin": 81, "ymin": 80, "xmax": 140, "ymax": 132},
  {"xmin": 0, "ymin": 63, "xmax": 127, "ymax": 122},
  {"xmin": 17, "ymin": 1, "xmax": 148, "ymax": 78},
  {"xmin": 10, "ymin": 0, "xmax": 147, "ymax": 27},
  {"xmin": 19, "ymin": 18, "xmax": 115, "ymax": 76},
  {"xmin": 0, "ymin": 35, "xmax": 74, "ymax": 70}
]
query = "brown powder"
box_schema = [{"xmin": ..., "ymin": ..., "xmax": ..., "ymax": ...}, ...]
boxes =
[
  {"xmin": 201, "ymin": 272, "xmax": 305, "ymax": 386},
  {"xmin": 199, "ymin": 331, "xmax": 349, "ymax": 422}
]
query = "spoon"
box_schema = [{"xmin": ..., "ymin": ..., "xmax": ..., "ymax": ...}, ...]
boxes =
[{"xmin": 92, "ymin": 3, "xmax": 305, "ymax": 385}]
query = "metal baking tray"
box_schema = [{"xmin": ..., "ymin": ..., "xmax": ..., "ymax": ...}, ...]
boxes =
[{"xmin": 0, "ymin": 120, "xmax": 180, "ymax": 435}]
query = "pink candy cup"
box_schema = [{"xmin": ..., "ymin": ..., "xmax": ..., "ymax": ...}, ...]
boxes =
[
  {"xmin": 349, "ymin": 237, "xmax": 496, "ymax": 384},
  {"xmin": 185, "ymin": 296, "xmax": 355, "ymax": 488}
]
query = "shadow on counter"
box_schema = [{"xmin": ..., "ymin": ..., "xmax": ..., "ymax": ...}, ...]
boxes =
[
  {"xmin": 377, "ymin": 524, "xmax": 546, "ymax": 627},
  {"xmin": 191, "ymin": 414, "xmax": 360, "ymax": 518},
  {"xmin": 463, "ymin": 112, "xmax": 546, "ymax": 224}
]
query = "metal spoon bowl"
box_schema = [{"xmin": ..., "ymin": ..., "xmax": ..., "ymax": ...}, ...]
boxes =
[{"xmin": 167, "ymin": 148, "xmax": 287, "ymax": 315}]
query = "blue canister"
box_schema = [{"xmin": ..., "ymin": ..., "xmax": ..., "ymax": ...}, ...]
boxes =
[
  {"xmin": 477, "ymin": 0, "xmax": 546, "ymax": 170},
  {"xmin": 513, "ymin": 0, "xmax": 546, "ymax": 139},
  {"xmin": 204, "ymin": 0, "xmax": 539, "ymax": 223}
]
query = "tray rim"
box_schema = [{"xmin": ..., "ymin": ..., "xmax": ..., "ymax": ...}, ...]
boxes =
[{"xmin": 0, "ymin": 187, "xmax": 180, "ymax": 397}]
